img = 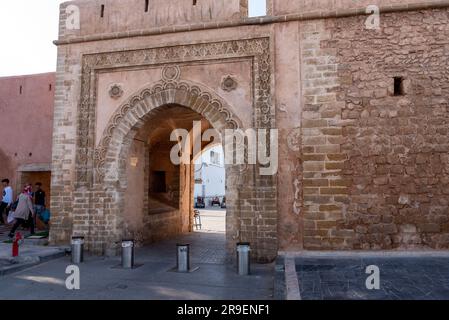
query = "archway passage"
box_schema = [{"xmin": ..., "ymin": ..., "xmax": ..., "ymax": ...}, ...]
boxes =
[
  {"xmin": 65, "ymin": 80, "xmax": 278, "ymax": 263},
  {"xmin": 193, "ymin": 144, "xmax": 226, "ymax": 235},
  {"xmin": 122, "ymin": 105, "xmax": 220, "ymax": 244}
]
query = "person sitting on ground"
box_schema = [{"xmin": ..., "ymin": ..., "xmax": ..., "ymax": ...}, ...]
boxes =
[{"xmin": 8, "ymin": 185, "xmax": 35, "ymax": 239}]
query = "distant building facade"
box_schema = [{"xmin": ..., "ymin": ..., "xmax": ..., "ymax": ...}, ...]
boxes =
[
  {"xmin": 0, "ymin": 73, "xmax": 54, "ymax": 206},
  {"xmin": 194, "ymin": 146, "xmax": 226, "ymax": 204}
]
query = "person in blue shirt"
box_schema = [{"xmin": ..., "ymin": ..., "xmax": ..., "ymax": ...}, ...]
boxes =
[{"xmin": 0, "ymin": 179, "xmax": 13, "ymax": 225}]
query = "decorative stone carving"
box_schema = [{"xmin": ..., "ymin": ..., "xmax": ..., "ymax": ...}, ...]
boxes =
[
  {"xmin": 109, "ymin": 84, "xmax": 124, "ymax": 99},
  {"xmin": 77, "ymin": 37, "xmax": 273, "ymax": 185},
  {"xmin": 221, "ymin": 75, "xmax": 238, "ymax": 92},
  {"xmin": 94, "ymin": 79, "xmax": 242, "ymax": 182},
  {"xmin": 162, "ymin": 65, "xmax": 181, "ymax": 82},
  {"xmin": 68, "ymin": 38, "xmax": 277, "ymax": 262}
]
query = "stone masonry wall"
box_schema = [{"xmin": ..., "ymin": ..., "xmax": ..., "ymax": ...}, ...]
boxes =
[
  {"xmin": 302, "ymin": 8, "xmax": 449, "ymax": 250},
  {"xmin": 300, "ymin": 20, "xmax": 352, "ymax": 250},
  {"xmin": 334, "ymin": 9, "xmax": 449, "ymax": 249}
]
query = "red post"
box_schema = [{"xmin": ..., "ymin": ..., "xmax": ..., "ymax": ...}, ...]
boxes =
[{"xmin": 12, "ymin": 232, "xmax": 23, "ymax": 257}]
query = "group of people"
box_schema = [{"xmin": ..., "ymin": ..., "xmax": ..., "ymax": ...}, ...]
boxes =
[{"xmin": 0, "ymin": 179, "xmax": 47, "ymax": 239}]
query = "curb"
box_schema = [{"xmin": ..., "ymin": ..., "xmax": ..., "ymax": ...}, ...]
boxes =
[
  {"xmin": 285, "ymin": 258, "xmax": 301, "ymax": 300},
  {"xmin": 273, "ymin": 256, "xmax": 286, "ymax": 300},
  {"xmin": 279, "ymin": 250, "xmax": 449, "ymax": 259},
  {"xmin": 0, "ymin": 249, "xmax": 67, "ymax": 277}
]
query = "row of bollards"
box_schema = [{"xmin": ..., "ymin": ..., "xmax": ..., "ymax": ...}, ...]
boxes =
[{"xmin": 71, "ymin": 237, "xmax": 251, "ymax": 275}]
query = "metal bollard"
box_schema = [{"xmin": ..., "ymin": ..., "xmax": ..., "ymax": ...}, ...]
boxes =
[
  {"xmin": 121, "ymin": 239, "xmax": 135, "ymax": 269},
  {"xmin": 237, "ymin": 242, "xmax": 251, "ymax": 276},
  {"xmin": 176, "ymin": 244, "xmax": 190, "ymax": 273},
  {"xmin": 71, "ymin": 236, "xmax": 84, "ymax": 264}
]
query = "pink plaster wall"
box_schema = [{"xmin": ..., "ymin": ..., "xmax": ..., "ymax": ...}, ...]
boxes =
[
  {"xmin": 61, "ymin": 0, "xmax": 242, "ymax": 40},
  {"xmin": 0, "ymin": 73, "xmax": 55, "ymax": 191}
]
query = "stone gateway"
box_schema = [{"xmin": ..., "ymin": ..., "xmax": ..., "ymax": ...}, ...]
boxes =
[{"xmin": 50, "ymin": 0, "xmax": 449, "ymax": 262}]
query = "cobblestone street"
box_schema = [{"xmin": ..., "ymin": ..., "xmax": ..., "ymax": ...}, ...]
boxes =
[{"xmin": 296, "ymin": 255, "xmax": 449, "ymax": 300}]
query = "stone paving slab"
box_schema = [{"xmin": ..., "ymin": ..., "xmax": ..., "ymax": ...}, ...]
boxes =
[
  {"xmin": 285, "ymin": 258, "xmax": 301, "ymax": 300},
  {"xmin": 295, "ymin": 256, "xmax": 449, "ymax": 300}
]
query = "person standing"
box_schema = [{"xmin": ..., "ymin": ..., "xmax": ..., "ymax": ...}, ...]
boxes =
[
  {"xmin": 0, "ymin": 179, "xmax": 13, "ymax": 225},
  {"xmin": 34, "ymin": 182, "xmax": 46, "ymax": 222},
  {"xmin": 8, "ymin": 185, "xmax": 35, "ymax": 238}
]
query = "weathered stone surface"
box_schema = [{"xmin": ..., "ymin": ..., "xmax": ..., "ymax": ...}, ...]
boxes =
[
  {"xmin": 48, "ymin": 0, "xmax": 449, "ymax": 261},
  {"xmin": 332, "ymin": 9, "xmax": 449, "ymax": 250}
]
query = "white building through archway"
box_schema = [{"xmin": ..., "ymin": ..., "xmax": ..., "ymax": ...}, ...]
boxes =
[{"xmin": 194, "ymin": 145, "xmax": 225, "ymax": 208}]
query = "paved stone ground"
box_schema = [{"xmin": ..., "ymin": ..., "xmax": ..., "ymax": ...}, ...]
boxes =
[
  {"xmin": 194, "ymin": 209, "xmax": 226, "ymax": 234},
  {"xmin": 138, "ymin": 233, "xmax": 228, "ymax": 265},
  {"xmin": 0, "ymin": 232, "xmax": 274, "ymax": 300},
  {"xmin": 0, "ymin": 224, "xmax": 10, "ymax": 242},
  {"xmin": 296, "ymin": 256, "xmax": 449, "ymax": 300}
]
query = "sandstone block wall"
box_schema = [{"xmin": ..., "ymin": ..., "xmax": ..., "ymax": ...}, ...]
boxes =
[
  {"xmin": 334, "ymin": 9, "xmax": 449, "ymax": 249},
  {"xmin": 299, "ymin": 7, "xmax": 449, "ymax": 250}
]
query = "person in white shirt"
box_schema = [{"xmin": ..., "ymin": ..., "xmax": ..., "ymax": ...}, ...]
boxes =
[{"xmin": 0, "ymin": 179, "xmax": 13, "ymax": 225}]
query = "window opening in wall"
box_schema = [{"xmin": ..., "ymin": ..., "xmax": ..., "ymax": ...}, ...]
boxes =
[
  {"xmin": 394, "ymin": 77, "xmax": 404, "ymax": 96},
  {"xmin": 49, "ymin": 84, "xmax": 52, "ymax": 91},
  {"xmin": 100, "ymin": 4, "xmax": 105, "ymax": 18},
  {"xmin": 19, "ymin": 86, "xmax": 22, "ymax": 95},
  {"xmin": 248, "ymin": 0, "xmax": 267, "ymax": 17},
  {"xmin": 145, "ymin": 0, "xmax": 149, "ymax": 12},
  {"xmin": 193, "ymin": 0, "xmax": 197, "ymax": 5}
]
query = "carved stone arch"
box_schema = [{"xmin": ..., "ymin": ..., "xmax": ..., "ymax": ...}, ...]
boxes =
[
  {"xmin": 94, "ymin": 79, "xmax": 243, "ymax": 184},
  {"xmin": 65, "ymin": 37, "xmax": 278, "ymax": 262}
]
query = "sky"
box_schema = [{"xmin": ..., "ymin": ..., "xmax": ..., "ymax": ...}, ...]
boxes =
[{"xmin": 0, "ymin": 0, "xmax": 266, "ymax": 77}]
